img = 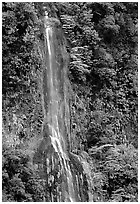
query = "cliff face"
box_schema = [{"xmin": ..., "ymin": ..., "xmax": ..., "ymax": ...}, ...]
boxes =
[{"xmin": 32, "ymin": 14, "xmax": 89, "ymax": 202}]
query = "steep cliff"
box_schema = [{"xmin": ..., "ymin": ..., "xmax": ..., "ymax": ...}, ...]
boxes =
[{"xmin": 32, "ymin": 12, "xmax": 90, "ymax": 202}]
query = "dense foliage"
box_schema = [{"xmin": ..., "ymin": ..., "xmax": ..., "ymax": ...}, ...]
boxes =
[{"xmin": 2, "ymin": 2, "xmax": 138, "ymax": 202}]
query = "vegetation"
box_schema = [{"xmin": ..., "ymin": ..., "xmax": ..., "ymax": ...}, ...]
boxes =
[{"xmin": 2, "ymin": 2, "xmax": 138, "ymax": 202}]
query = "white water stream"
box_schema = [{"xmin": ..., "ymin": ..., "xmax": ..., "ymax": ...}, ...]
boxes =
[{"xmin": 44, "ymin": 14, "xmax": 76, "ymax": 202}]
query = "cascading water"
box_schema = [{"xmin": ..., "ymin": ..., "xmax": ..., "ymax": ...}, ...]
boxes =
[{"xmin": 33, "ymin": 11, "xmax": 90, "ymax": 202}]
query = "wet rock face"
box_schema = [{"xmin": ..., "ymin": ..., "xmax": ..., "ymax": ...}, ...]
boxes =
[{"xmin": 33, "ymin": 16, "xmax": 89, "ymax": 202}]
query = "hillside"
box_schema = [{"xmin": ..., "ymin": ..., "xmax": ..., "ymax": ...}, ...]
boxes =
[{"xmin": 2, "ymin": 2, "xmax": 138, "ymax": 202}]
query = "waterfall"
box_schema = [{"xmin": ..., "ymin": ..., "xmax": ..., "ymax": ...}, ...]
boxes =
[{"xmin": 33, "ymin": 13, "xmax": 90, "ymax": 202}]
